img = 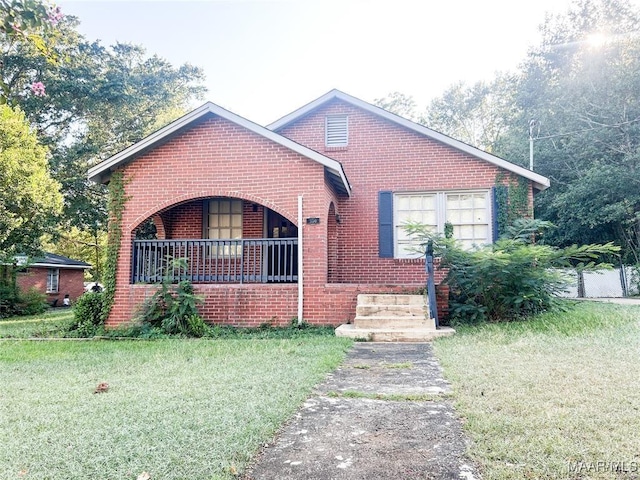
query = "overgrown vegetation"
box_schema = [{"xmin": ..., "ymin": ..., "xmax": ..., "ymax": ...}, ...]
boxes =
[
  {"xmin": 433, "ymin": 301, "xmax": 640, "ymax": 479},
  {"xmin": 406, "ymin": 218, "xmax": 619, "ymax": 323},
  {"xmin": 68, "ymin": 291, "xmax": 104, "ymax": 337},
  {"xmin": 0, "ymin": 265, "xmax": 48, "ymax": 318}
]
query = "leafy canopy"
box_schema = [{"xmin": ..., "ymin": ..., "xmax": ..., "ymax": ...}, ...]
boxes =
[{"xmin": 0, "ymin": 104, "xmax": 61, "ymax": 261}]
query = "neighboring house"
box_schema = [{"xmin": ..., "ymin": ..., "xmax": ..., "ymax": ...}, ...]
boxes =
[
  {"xmin": 88, "ymin": 89, "xmax": 550, "ymax": 328},
  {"xmin": 16, "ymin": 253, "xmax": 91, "ymax": 305}
]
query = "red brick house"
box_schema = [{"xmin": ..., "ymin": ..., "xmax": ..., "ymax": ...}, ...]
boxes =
[
  {"xmin": 88, "ymin": 89, "xmax": 550, "ymax": 328},
  {"xmin": 16, "ymin": 253, "xmax": 91, "ymax": 306}
]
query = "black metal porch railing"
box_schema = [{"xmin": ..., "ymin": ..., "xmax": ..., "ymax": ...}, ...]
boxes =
[{"xmin": 132, "ymin": 238, "xmax": 298, "ymax": 284}]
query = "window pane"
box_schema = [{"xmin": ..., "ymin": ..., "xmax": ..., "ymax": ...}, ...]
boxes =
[
  {"xmin": 219, "ymin": 216, "xmax": 230, "ymax": 227},
  {"xmin": 473, "ymin": 194, "xmax": 486, "ymax": 208},
  {"xmin": 209, "ymin": 201, "xmax": 218, "ymax": 213},
  {"xmin": 220, "ymin": 200, "xmax": 230, "ymax": 213},
  {"xmin": 219, "ymin": 228, "xmax": 230, "ymax": 239},
  {"xmin": 460, "ymin": 210, "xmax": 473, "ymax": 223},
  {"xmin": 232, "ymin": 200, "xmax": 243, "ymax": 214},
  {"xmin": 231, "ymin": 215, "xmax": 242, "ymax": 227},
  {"xmin": 459, "ymin": 195, "xmax": 473, "ymax": 208},
  {"xmin": 209, "ymin": 215, "xmax": 218, "ymax": 227}
]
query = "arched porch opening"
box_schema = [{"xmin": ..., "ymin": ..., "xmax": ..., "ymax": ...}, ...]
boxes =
[{"xmin": 131, "ymin": 197, "xmax": 298, "ymax": 285}]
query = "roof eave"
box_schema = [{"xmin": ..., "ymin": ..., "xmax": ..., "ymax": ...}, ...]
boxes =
[
  {"xmin": 268, "ymin": 90, "xmax": 551, "ymax": 191},
  {"xmin": 88, "ymin": 101, "xmax": 352, "ymax": 196}
]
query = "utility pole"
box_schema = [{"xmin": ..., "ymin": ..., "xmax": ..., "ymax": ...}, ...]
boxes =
[{"xmin": 529, "ymin": 119, "xmax": 538, "ymax": 171}]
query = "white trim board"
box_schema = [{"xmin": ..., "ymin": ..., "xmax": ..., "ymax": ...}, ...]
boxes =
[{"xmin": 268, "ymin": 89, "xmax": 550, "ymax": 191}]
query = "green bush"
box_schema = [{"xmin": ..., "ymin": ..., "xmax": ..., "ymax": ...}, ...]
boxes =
[
  {"xmin": 136, "ymin": 278, "xmax": 206, "ymax": 337},
  {"xmin": 405, "ymin": 218, "xmax": 619, "ymax": 323},
  {"xmin": 17, "ymin": 288, "xmax": 48, "ymax": 315},
  {"xmin": 70, "ymin": 292, "xmax": 104, "ymax": 337},
  {"xmin": 0, "ymin": 285, "xmax": 47, "ymax": 317}
]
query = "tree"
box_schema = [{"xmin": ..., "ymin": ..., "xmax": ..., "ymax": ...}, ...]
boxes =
[
  {"xmin": 422, "ymin": 74, "xmax": 520, "ymax": 154},
  {"xmin": 374, "ymin": 91, "xmax": 419, "ymax": 120},
  {"xmin": 0, "ymin": 104, "xmax": 61, "ymax": 261},
  {"xmin": 0, "ymin": 0, "xmax": 62, "ymax": 105},
  {"xmin": 1, "ymin": 10, "xmax": 206, "ymax": 277},
  {"xmin": 511, "ymin": 0, "xmax": 640, "ymax": 262}
]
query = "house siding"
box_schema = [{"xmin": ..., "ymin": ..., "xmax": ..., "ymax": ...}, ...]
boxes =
[
  {"xmin": 108, "ymin": 114, "xmax": 339, "ymax": 327},
  {"xmin": 16, "ymin": 267, "xmax": 86, "ymax": 305},
  {"xmin": 102, "ymin": 98, "xmax": 539, "ymax": 327},
  {"xmin": 278, "ymin": 99, "xmax": 524, "ymax": 287}
]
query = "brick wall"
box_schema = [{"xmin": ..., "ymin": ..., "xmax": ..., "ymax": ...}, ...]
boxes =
[
  {"xmin": 278, "ymin": 99, "xmax": 527, "ymax": 286},
  {"xmin": 107, "ymin": 114, "xmax": 339, "ymax": 327},
  {"xmin": 104, "ymin": 101, "xmax": 536, "ymax": 327},
  {"xmin": 17, "ymin": 267, "xmax": 86, "ymax": 305}
]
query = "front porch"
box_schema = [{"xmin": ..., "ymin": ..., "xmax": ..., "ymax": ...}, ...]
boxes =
[
  {"xmin": 131, "ymin": 197, "xmax": 300, "ymax": 285},
  {"xmin": 132, "ymin": 238, "xmax": 298, "ymax": 284}
]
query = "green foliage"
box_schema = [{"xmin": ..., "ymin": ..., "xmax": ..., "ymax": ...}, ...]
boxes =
[
  {"xmin": 0, "ymin": 282, "xmax": 47, "ymax": 318},
  {"xmin": 0, "ymin": 265, "xmax": 47, "ymax": 317},
  {"xmin": 405, "ymin": 219, "xmax": 620, "ymax": 323},
  {"xmin": 69, "ymin": 291, "xmax": 104, "ymax": 337},
  {"xmin": 495, "ymin": 173, "xmax": 530, "ymax": 235},
  {"xmin": 135, "ymin": 259, "xmax": 205, "ymax": 337},
  {"xmin": 16, "ymin": 287, "xmax": 47, "ymax": 315},
  {"xmin": 0, "ymin": 0, "xmax": 60, "ymax": 105},
  {"xmin": 422, "ymin": 74, "xmax": 519, "ymax": 153},
  {"xmin": 373, "ymin": 91, "xmax": 419, "ymax": 120},
  {"xmin": 0, "ymin": 105, "xmax": 62, "ymax": 261},
  {"xmin": 100, "ymin": 170, "xmax": 126, "ymax": 323}
]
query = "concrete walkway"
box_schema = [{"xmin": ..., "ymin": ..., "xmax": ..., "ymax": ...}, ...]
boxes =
[
  {"xmin": 574, "ymin": 297, "xmax": 640, "ymax": 305},
  {"xmin": 243, "ymin": 343, "xmax": 479, "ymax": 480}
]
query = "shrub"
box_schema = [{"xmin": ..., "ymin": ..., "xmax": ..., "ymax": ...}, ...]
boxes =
[
  {"xmin": 405, "ymin": 218, "xmax": 619, "ymax": 323},
  {"xmin": 0, "ymin": 285, "xmax": 47, "ymax": 317},
  {"xmin": 70, "ymin": 292, "xmax": 104, "ymax": 337},
  {"xmin": 136, "ymin": 279, "xmax": 206, "ymax": 337},
  {"xmin": 16, "ymin": 288, "xmax": 48, "ymax": 315}
]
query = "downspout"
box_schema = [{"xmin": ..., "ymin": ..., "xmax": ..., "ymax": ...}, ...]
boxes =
[{"xmin": 297, "ymin": 195, "xmax": 303, "ymax": 325}]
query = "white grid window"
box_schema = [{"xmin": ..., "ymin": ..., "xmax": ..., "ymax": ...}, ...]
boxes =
[
  {"xmin": 394, "ymin": 191, "xmax": 490, "ymax": 257},
  {"xmin": 325, "ymin": 115, "xmax": 348, "ymax": 147},
  {"xmin": 207, "ymin": 199, "xmax": 243, "ymax": 255},
  {"xmin": 47, "ymin": 268, "xmax": 59, "ymax": 293}
]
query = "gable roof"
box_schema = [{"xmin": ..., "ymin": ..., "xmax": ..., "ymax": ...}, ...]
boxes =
[
  {"xmin": 88, "ymin": 102, "xmax": 351, "ymax": 196},
  {"xmin": 17, "ymin": 253, "xmax": 91, "ymax": 269},
  {"xmin": 268, "ymin": 89, "xmax": 551, "ymax": 191}
]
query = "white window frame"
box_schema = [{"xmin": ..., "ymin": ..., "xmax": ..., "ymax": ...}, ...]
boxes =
[
  {"xmin": 325, "ymin": 114, "xmax": 348, "ymax": 147},
  {"xmin": 47, "ymin": 268, "xmax": 59, "ymax": 293},
  {"xmin": 393, "ymin": 190, "xmax": 491, "ymax": 258}
]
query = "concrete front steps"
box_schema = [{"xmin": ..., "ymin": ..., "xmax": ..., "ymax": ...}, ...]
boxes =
[{"xmin": 335, "ymin": 293, "xmax": 455, "ymax": 342}]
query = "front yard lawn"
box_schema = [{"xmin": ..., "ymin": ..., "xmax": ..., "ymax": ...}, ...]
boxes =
[
  {"xmin": 0, "ymin": 309, "xmax": 74, "ymax": 338},
  {"xmin": 434, "ymin": 301, "xmax": 640, "ymax": 479},
  {"xmin": 0, "ymin": 337, "xmax": 351, "ymax": 479}
]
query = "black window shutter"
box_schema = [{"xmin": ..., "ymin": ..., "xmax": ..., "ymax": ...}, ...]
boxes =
[
  {"xmin": 379, "ymin": 191, "xmax": 394, "ymax": 257},
  {"xmin": 491, "ymin": 186, "xmax": 499, "ymax": 242}
]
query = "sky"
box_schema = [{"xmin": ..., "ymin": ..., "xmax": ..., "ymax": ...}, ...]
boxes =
[{"xmin": 57, "ymin": 0, "xmax": 584, "ymax": 125}]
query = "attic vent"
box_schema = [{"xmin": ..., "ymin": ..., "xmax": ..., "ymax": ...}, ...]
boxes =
[{"xmin": 325, "ymin": 114, "xmax": 348, "ymax": 147}]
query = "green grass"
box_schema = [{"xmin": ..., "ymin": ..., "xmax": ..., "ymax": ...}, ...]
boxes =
[
  {"xmin": 0, "ymin": 309, "xmax": 74, "ymax": 338},
  {"xmin": 0, "ymin": 337, "xmax": 351, "ymax": 479},
  {"xmin": 433, "ymin": 301, "xmax": 640, "ymax": 479}
]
